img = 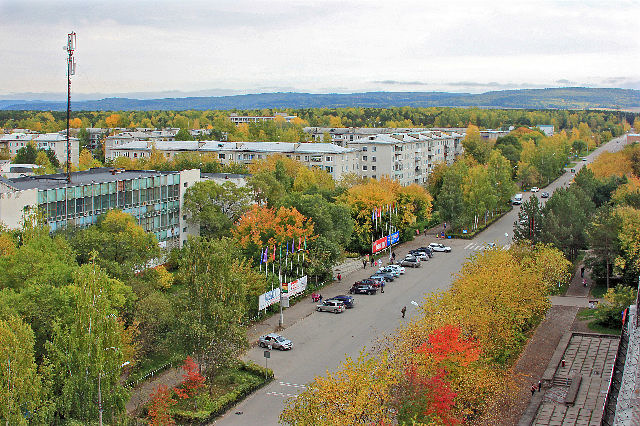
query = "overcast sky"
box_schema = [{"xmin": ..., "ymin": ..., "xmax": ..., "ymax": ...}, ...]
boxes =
[{"xmin": 1, "ymin": 0, "xmax": 639, "ymax": 100}]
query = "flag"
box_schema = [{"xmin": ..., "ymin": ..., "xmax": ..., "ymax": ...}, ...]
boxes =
[
  {"xmin": 304, "ymin": 236, "xmax": 307, "ymax": 250},
  {"xmin": 372, "ymin": 208, "xmax": 376, "ymax": 222},
  {"xmin": 272, "ymin": 245, "xmax": 276, "ymax": 261},
  {"xmin": 298, "ymin": 236, "xmax": 302, "ymax": 251},
  {"xmin": 262, "ymin": 247, "xmax": 268, "ymax": 264},
  {"xmin": 279, "ymin": 244, "xmax": 282, "ymax": 261},
  {"xmin": 291, "ymin": 238, "xmax": 295, "ymax": 253}
]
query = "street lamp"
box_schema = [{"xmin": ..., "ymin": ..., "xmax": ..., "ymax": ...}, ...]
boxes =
[{"xmin": 98, "ymin": 348, "xmax": 130, "ymax": 426}]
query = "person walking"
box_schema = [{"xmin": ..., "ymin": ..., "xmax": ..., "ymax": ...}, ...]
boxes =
[
  {"xmin": 401, "ymin": 306, "xmax": 406, "ymax": 318},
  {"xmin": 537, "ymin": 380, "xmax": 542, "ymax": 392},
  {"xmin": 363, "ymin": 259, "xmax": 367, "ymax": 269},
  {"xmin": 580, "ymin": 266, "xmax": 585, "ymax": 278},
  {"xmin": 381, "ymin": 281, "xmax": 385, "ymax": 293},
  {"xmin": 337, "ymin": 273, "xmax": 342, "ymax": 281},
  {"xmin": 530, "ymin": 384, "xmax": 536, "ymax": 396}
]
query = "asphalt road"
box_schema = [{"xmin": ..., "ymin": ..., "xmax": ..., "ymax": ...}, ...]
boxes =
[{"xmin": 214, "ymin": 133, "xmax": 631, "ymax": 426}]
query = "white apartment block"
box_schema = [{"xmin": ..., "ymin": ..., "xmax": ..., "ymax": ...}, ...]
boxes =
[
  {"xmin": 0, "ymin": 132, "xmax": 79, "ymax": 165},
  {"xmin": 348, "ymin": 130, "xmax": 464, "ymax": 186},
  {"xmin": 108, "ymin": 141, "xmax": 360, "ymax": 182},
  {"xmin": 229, "ymin": 112, "xmax": 297, "ymax": 125}
]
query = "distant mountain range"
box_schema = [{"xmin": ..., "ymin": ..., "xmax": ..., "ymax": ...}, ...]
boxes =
[{"xmin": 1, "ymin": 87, "xmax": 640, "ymax": 111}]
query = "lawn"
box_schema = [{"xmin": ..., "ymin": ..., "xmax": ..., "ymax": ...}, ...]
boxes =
[{"xmin": 576, "ymin": 308, "xmax": 622, "ymax": 335}]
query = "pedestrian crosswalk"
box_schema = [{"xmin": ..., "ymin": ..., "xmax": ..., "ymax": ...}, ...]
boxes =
[
  {"xmin": 463, "ymin": 243, "xmax": 511, "ymax": 251},
  {"xmin": 265, "ymin": 381, "xmax": 307, "ymax": 398}
]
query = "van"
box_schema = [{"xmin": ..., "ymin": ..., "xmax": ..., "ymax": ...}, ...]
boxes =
[{"xmin": 512, "ymin": 193, "xmax": 523, "ymax": 205}]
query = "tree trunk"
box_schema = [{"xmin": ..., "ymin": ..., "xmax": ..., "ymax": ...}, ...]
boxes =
[{"xmin": 606, "ymin": 258, "xmax": 610, "ymax": 290}]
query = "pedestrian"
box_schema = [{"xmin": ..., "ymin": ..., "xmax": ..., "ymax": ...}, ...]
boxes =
[
  {"xmin": 401, "ymin": 306, "xmax": 406, "ymax": 318},
  {"xmin": 363, "ymin": 259, "xmax": 367, "ymax": 269},
  {"xmin": 580, "ymin": 266, "xmax": 585, "ymax": 278},
  {"xmin": 381, "ymin": 281, "xmax": 385, "ymax": 293},
  {"xmin": 337, "ymin": 273, "xmax": 342, "ymax": 281},
  {"xmin": 537, "ymin": 380, "xmax": 542, "ymax": 392},
  {"xmin": 583, "ymin": 278, "xmax": 587, "ymax": 287},
  {"xmin": 371, "ymin": 259, "xmax": 374, "ymax": 267},
  {"xmin": 392, "ymin": 251, "xmax": 396, "ymax": 260},
  {"xmin": 530, "ymin": 385, "xmax": 536, "ymax": 396}
]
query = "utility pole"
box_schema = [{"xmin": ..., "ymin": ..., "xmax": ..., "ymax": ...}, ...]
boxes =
[{"xmin": 63, "ymin": 31, "xmax": 76, "ymax": 183}]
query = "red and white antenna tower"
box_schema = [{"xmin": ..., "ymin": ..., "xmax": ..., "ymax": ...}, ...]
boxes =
[{"xmin": 63, "ymin": 31, "xmax": 76, "ymax": 183}]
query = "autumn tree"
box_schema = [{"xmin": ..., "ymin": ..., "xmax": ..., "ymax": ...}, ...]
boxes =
[
  {"xmin": 462, "ymin": 124, "xmax": 494, "ymax": 164},
  {"xmin": 183, "ymin": 180, "xmax": 251, "ymax": 238},
  {"xmin": 171, "ymin": 237, "xmax": 265, "ymax": 377},
  {"xmin": 280, "ymin": 351, "xmax": 397, "ymax": 425},
  {"xmin": 148, "ymin": 384, "xmax": 176, "ymax": 426}
]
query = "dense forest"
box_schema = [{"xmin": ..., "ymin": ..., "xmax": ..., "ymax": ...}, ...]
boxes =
[{"xmin": 2, "ymin": 87, "xmax": 640, "ymax": 111}]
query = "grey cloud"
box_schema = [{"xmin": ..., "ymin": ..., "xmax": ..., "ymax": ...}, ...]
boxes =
[
  {"xmin": 372, "ymin": 80, "xmax": 430, "ymax": 86},
  {"xmin": 556, "ymin": 79, "xmax": 576, "ymax": 85}
]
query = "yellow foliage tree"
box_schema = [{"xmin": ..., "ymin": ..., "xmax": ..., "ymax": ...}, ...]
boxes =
[
  {"xmin": 589, "ymin": 151, "xmax": 632, "ymax": 179},
  {"xmin": 78, "ymin": 149, "xmax": 102, "ymax": 171}
]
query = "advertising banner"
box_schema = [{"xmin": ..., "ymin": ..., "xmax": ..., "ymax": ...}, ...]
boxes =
[
  {"xmin": 258, "ymin": 288, "xmax": 281, "ymax": 310},
  {"xmin": 285, "ymin": 276, "xmax": 307, "ymax": 298},
  {"xmin": 388, "ymin": 231, "xmax": 400, "ymax": 245},
  {"xmin": 372, "ymin": 236, "xmax": 388, "ymax": 254}
]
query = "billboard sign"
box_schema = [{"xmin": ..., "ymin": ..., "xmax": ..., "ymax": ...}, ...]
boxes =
[
  {"xmin": 372, "ymin": 236, "xmax": 388, "ymax": 254},
  {"xmin": 258, "ymin": 288, "xmax": 281, "ymax": 311},
  {"xmin": 388, "ymin": 231, "xmax": 400, "ymax": 245},
  {"xmin": 285, "ymin": 276, "xmax": 307, "ymax": 298}
]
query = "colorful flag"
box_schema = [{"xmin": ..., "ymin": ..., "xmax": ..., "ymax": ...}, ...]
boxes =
[
  {"xmin": 298, "ymin": 236, "xmax": 302, "ymax": 251},
  {"xmin": 262, "ymin": 247, "xmax": 268, "ymax": 264},
  {"xmin": 304, "ymin": 236, "xmax": 307, "ymax": 250},
  {"xmin": 272, "ymin": 245, "xmax": 276, "ymax": 261},
  {"xmin": 291, "ymin": 238, "xmax": 295, "ymax": 253},
  {"xmin": 372, "ymin": 208, "xmax": 376, "ymax": 222}
]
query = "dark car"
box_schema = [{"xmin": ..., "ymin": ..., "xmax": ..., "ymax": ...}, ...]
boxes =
[
  {"xmin": 416, "ymin": 247, "xmax": 434, "ymax": 257},
  {"xmin": 349, "ymin": 284, "xmax": 377, "ymax": 295},
  {"xmin": 355, "ymin": 278, "xmax": 382, "ymax": 288},
  {"xmin": 541, "ymin": 192, "xmax": 550, "ymax": 198},
  {"xmin": 327, "ymin": 295, "xmax": 355, "ymax": 308},
  {"xmin": 408, "ymin": 250, "xmax": 429, "ymax": 261}
]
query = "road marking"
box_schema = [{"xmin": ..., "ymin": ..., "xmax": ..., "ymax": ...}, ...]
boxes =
[
  {"xmin": 464, "ymin": 242, "xmax": 474, "ymax": 249},
  {"xmin": 266, "ymin": 391, "xmax": 299, "ymax": 398},
  {"xmin": 279, "ymin": 382, "xmax": 307, "ymax": 388},
  {"xmin": 503, "ymin": 244, "xmax": 511, "ymax": 249}
]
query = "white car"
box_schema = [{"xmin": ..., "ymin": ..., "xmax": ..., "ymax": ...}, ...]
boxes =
[
  {"xmin": 531, "ymin": 187, "xmax": 539, "ymax": 192},
  {"xmin": 429, "ymin": 243, "xmax": 452, "ymax": 253},
  {"xmin": 386, "ymin": 264, "xmax": 406, "ymax": 274}
]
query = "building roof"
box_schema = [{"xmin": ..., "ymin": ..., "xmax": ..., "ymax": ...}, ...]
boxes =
[
  {"xmin": 112, "ymin": 140, "xmax": 358, "ymax": 154},
  {"xmin": 2, "ymin": 167, "xmax": 178, "ymax": 191}
]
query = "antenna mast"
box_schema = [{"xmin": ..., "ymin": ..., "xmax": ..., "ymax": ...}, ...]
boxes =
[{"xmin": 63, "ymin": 31, "xmax": 76, "ymax": 183}]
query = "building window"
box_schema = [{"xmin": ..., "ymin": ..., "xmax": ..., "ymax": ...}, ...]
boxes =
[
  {"xmin": 325, "ymin": 166, "xmax": 333, "ymax": 172},
  {"xmin": 362, "ymin": 155, "xmax": 367, "ymax": 161},
  {"xmin": 372, "ymin": 175, "xmax": 376, "ymax": 179},
  {"xmin": 372, "ymin": 157, "xmax": 376, "ymax": 162},
  {"xmin": 363, "ymin": 165, "xmax": 368, "ymax": 170},
  {"xmin": 325, "ymin": 156, "xmax": 332, "ymax": 162},
  {"xmin": 372, "ymin": 147, "xmax": 376, "ymax": 152},
  {"xmin": 362, "ymin": 146, "xmax": 368, "ymax": 152},
  {"xmin": 372, "ymin": 166, "xmax": 376, "ymax": 171},
  {"xmin": 184, "ymin": 182, "xmax": 188, "ymax": 187},
  {"xmin": 183, "ymin": 227, "xmax": 187, "ymax": 233}
]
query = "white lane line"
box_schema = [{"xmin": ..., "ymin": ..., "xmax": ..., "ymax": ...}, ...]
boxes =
[
  {"xmin": 279, "ymin": 382, "xmax": 307, "ymax": 388},
  {"xmin": 464, "ymin": 242, "xmax": 474, "ymax": 249},
  {"xmin": 266, "ymin": 391, "xmax": 299, "ymax": 398}
]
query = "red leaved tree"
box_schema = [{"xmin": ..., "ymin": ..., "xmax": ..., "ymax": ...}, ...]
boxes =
[
  {"xmin": 148, "ymin": 384, "xmax": 176, "ymax": 426},
  {"xmin": 174, "ymin": 356, "xmax": 206, "ymax": 408}
]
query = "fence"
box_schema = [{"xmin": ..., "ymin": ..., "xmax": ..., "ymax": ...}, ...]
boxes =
[{"xmin": 124, "ymin": 361, "xmax": 174, "ymax": 389}]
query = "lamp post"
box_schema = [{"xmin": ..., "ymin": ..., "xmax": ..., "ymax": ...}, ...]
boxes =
[{"xmin": 98, "ymin": 350, "xmax": 130, "ymax": 426}]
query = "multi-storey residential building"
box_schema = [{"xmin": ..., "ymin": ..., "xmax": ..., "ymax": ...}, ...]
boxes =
[
  {"xmin": 229, "ymin": 112, "xmax": 297, "ymax": 125},
  {"xmin": 0, "ymin": 132, "xmax": 79, "ymax": 165},
  {"xmin": 0, "ymin": 167, "xmax": 200, "ymax": 248},
  {"xmin": 304, "ymin": 127, "xmax": 433, "ymax": 146},
  {"xmin": 104, "ymin": 130, "xmax": 179, "ymax": 158},
  {"xmin": 348, "ymin": 130, "xmax": 464, "ymax": 185},
  {"xmin": 108, "ymin": 141, "xmax": 360, "ymax": 182}
]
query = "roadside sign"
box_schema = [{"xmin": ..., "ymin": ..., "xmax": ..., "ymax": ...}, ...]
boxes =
[{"xmin": 264, "ymin": 350, "xmax": 270, "ymax": 359}]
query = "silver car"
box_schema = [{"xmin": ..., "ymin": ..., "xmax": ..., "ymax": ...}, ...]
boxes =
[
  {"xmin": 317, "ymin": 299, "xmax": 346, "ymax": 313},
  {"xmin": 258, "ymin": 333, "xmax": 293, "ymax": 350}
]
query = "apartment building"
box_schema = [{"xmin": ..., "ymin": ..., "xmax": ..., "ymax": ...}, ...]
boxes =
[
  {"xmin": 108, "ymin": 141, "xmax": 360, "ymax": 182},
  {"xmin": 348, "ymin": 130, "xmax": 464, "ymax": 186},
  {"xmin": 0, "ymin": 167, "xmax": 200, "ymax": 248},
  {"xmin": 0, "ymin": 132, "xmax": 79, "ymax": 165},
  {"xmin": 229, "ymin": 112, "xmax": 298, "ymax": 125}
]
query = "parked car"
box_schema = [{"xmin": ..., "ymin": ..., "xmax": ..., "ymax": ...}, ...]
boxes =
[
  {"xmin": 416, "ymin": 247, "xmax": 434, "ymax": 257},
  {"xmin": 349, "ymin": 284, "xmax": 377, "ymax": 295},
  {"xmin": 371, "ymin": 272, "xmax": 395, "ymax": 282},
  {"xmin": 408, "ymin": 250, "xmax": 429, "ymax": 260},
  {"xmin": 355, "ymin": 278, "xmax": 382, "ymax": 288},
  {"xmin": 582, "ymin": 157, "xmax": 587, "ymax": 161},
  {"xmin": 400, "ymin": 257, "xmax": 421, "ymax": 268},
  {"xmin": 429, "ymin": 243, "xmax": 452, "ymax": 253},
  {"xmin": 485, "ymin": 242, "xmax": 497, "ymax": 249},
  {"xmin": 386, "ymin": 264, "xmax": 406, "ymax": 274},
  {"xmin": 541, "ymin": 192, "xmax": 550, "ymax": 198},
  {"xmin": 326, "ymin": 295, "xmax": 355, "ymax": 308},
  {"xmin": 316, "ymin": 299, "xmax": 346, "ymax": 313},
  {"xmin": 378, "ymin": 266, "xmax": 400, "ymax": 277},
  {"xmin": 531, "ymin": 187, "xmax": 540, "ymax": 192},
  {"xmin": 258, "ymin": 333, "xmax": 293, "ymax": 350}
]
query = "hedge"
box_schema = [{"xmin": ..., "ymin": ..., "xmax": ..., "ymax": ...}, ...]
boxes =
[{"xmin": 170, "ymin": 361, "xmax": 274, "ymax": 424}]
